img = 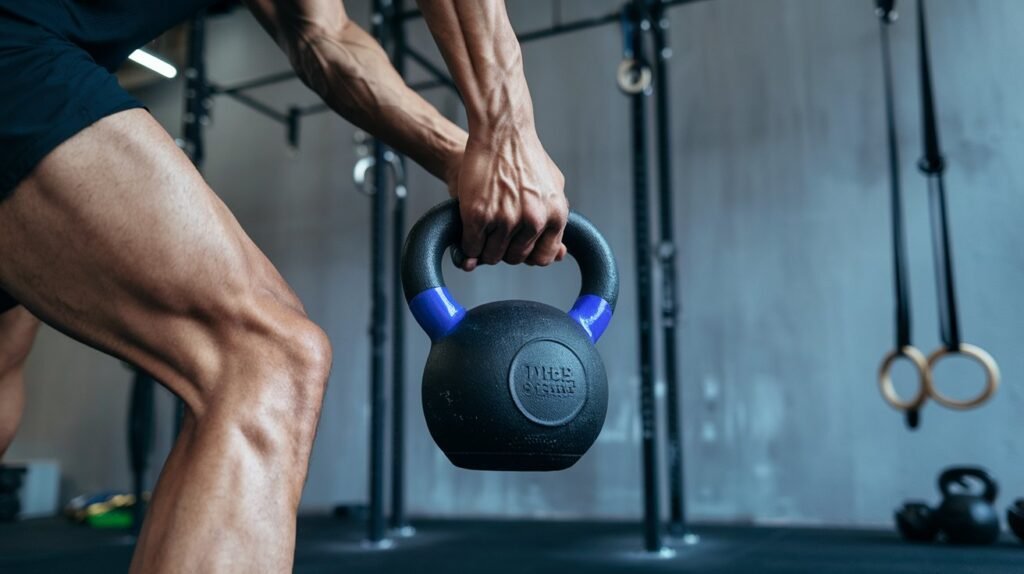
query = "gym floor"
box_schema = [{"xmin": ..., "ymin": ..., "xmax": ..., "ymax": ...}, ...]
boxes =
[{"xmin": 1, "ymin": 516, "xmax": 1020, "ymax": 573}]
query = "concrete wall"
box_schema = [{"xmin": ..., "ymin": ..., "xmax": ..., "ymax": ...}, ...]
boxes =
[{"xmin": 7, "ymin": 0, "xmax": 1024, "ymax": 527}]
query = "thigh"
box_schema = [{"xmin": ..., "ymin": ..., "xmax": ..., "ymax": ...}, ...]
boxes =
[{"xmin": 0, "ymin": 108, "xmax": 301, "ymax": 394}]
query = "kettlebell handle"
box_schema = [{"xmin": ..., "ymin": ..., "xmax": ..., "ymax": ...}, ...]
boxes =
[
  {"xmin": 402, "ymin": 200, "xmax": 619, "ymax": 343},
  {"xmin": 938, "ymin": 466, "xmax": 998, "ymax": 503}
]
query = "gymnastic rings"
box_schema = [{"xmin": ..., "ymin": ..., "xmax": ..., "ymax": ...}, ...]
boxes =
[
  {"xmin": 617, "ymin": 59, "xmax": 652, "ymax": 95},
  {"xmin": 925, "ymin": 344, "xmax": 1000, "ymax": 410},
  {"xmin": 878, "ymin": 346, "xmax": 930, "ymax": 412},
  {"xmin": 353, "ymin": 150, "xmax": 407, "ymax": 198},
  {"xmin": 878, "ymin": 344, "xmax": 1000, "ymax": 413}
]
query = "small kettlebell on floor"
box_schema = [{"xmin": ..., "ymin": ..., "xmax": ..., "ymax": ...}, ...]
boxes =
[
  {"xmin": 1007, "ymin": 499, "xmax": 1024, "ymax": 542},
  {"xmin": 895, "ymin": 501, "xmax": 939, "ymax": 542},
  {"xmin": 934, "ymin": 466, "xmax": 1000, "ymax": 545},
  {"xmin": 402, "ymin": 200, "xmax": 619, "ymax": 472}
]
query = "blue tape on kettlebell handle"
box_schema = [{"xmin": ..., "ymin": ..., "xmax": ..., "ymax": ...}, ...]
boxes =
[
  {"xmin": 568, "ymin": 295, "xmax": 613, "ymax": 343},
  {"xmin": 409, "ymin": 287, "xmax": 467, "ymax": 341}
]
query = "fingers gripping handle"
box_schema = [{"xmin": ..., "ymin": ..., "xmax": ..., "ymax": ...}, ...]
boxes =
[{"xmin": 401, "ymin": 200, "xmax": 619, "ymax": 342}]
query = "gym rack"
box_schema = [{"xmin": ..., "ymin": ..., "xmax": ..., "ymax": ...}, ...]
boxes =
[{"xmin": 173, "ymin": 0, "xmax": 710, "ymax": 555}]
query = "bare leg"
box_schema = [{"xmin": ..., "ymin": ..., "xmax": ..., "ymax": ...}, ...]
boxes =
[
  {"xmin": 0, "ymin": 109, "xmax": 332, "ymax": 573},
  {"xmin": 0, "ymin": 307, "xmax": 40, "ymax": 459}
]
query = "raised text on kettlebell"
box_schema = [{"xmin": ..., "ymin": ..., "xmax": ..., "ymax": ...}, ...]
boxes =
[{"xmin": 521, "ymin": 365, "xmax": 577, "ymax": 396}]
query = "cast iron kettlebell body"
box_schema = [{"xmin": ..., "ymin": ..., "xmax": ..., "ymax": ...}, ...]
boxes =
[
  {"xmin": 402, "ymin": 200, "xmax": 619, "ymax": 472},
  {"xmin": 1007, "ymin": 499, "xmax": 1024, "ymax": 543},
  {"xmin": 895, "ymin": 501, "xmax": 939, "ymax": 542},
  {"xmin": 935, "ymin": 466, "xmax": 1000, "ymax": 545}
]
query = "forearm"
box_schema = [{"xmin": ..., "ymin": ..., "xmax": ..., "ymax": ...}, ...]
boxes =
[
  {"xmin": 415, "ymin": 1, "xmax": 536, "ymax": 144},
  {"xmin": 286, "ymin": 19, "xmax": 467, "ymax": 182}
]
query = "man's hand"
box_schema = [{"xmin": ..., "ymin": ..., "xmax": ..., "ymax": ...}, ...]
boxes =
[
  {"xmin": 247, "ymin": 0, "xmax": 569, "ymax": 271},
  {"xmin": 416, "ymin": 0, "xmax": 569, "ymax": 272},
  {"xmin": 454, "ymin": 131, "xmax": 567, "ymax": 271}
]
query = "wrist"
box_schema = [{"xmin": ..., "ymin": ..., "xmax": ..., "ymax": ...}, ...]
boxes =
[
  {"xmin": 420, "ymin": 121, "xmax": 466, "ymax": 184},
  {"xmin": 465, "ymin": 75, "xmax": 537, "ymax": 144},
  {"xmin": 466, "ymin": 110, "xmax": 538, "ymax": 153}
]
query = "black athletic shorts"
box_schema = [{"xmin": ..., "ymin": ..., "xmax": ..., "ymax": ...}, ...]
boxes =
[
  {"xmin": 0, "ymin": 10, "xmax": 143, "ymax": 313},
  {"xmin": 0, "ymin": 13, "xmax": 143, "ymax": 197}
]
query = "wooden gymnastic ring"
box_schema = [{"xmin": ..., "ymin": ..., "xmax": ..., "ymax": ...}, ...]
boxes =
[
  {"xmin": 924, "ymin": 343, "xmax": 1000, "ymax": 410},
  {"xmin": 617, "ymin": 59, "xmax": 652, "ymax": 94},
  {"xmin": 878, "ymin": 346, "xmax": 930, "ymax": 411}
]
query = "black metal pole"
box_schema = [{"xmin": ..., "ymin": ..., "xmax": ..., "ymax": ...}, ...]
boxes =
[
  {"xmin": 183, "ymin": 12, "xmax": 208, "ymax": 169},
  {"xmin": 367, "ymin": 0, "xmax": 390, "ymax": 547},
  {"xmin": 214, "ymin": 70, "xmax": 297, "ymax": 95},
  {"xmin": 518, "ymin": 10, "xmax": 622, "ymax": 44},
  {"xmin": 650, "ymin": 0, "xmax": 689, "ymax": 540},
  {"xmin": 127, "ymin": 369, "xmax": 155, "ymax": 536},
  {"xmin": 178, "ymin": 10, "xmax": 209, "ymax": 437},
  {"xmin": 627, "ymin": 0, "xmax": 666, "ymax": 555},
  {"xmin": 388, "ymin": 0, "xmax": 411, "ymax": 537}
]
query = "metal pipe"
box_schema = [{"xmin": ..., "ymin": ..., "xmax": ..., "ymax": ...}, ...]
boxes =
[
  {"xmin": 366, "ymin": 0, "xmax": 390, "ymax": 547},
  {"xmin": 626, "ymin": 0, "xmax": 665, "ymax": 555},
  {"xmin": 127, "ymin": 369, "xmax": 155, "ymax": 536},
  {"xmin": 398, "ymin": 8, "xmax": 422, "ymax": 21},
  {"xmin": 650, "ymin": 0, "xmax": 688, "ymax": 539},
  {"xmin": 663, "ymin": 0, "xmax": 712, "ymax": 7},
  {"xmin": 388, "ymin": 0, "xmax": 411, "ymax": 536},
  {"xmin": 213, "ymin": 70, "xmax": 297, "ymax": 95},
  {"xmin": 182, "ymin": 12, "xmax": 209, "ymax": 169},
  {"xmin": 399, "ymin": 1, "xmax": 712, "ymax": 45},
  {"xmin": 518, "ymin": 10, "xmax": 621, "ymax": 44},
  {"xmin": 213, "ymin": 90, "xmax": 290, "ymax": 125}
]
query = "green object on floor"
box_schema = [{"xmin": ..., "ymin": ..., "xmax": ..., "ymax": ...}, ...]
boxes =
[{"xmin": 86, "ymin": 508, "xmax": 134, "ymax": 529}]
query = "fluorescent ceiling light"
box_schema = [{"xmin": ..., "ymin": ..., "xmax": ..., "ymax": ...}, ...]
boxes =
[{"xmin": 128, "ymin": 49, "xmax": 178, "ymax": 79}]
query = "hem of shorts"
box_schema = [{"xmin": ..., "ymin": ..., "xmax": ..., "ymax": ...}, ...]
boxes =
[{"xmin": 0, "ymin": 98, "xmax": 146, "ymax": 197}]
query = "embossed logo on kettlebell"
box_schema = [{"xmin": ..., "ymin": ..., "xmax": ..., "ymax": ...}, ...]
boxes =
[
  {"xmin": 520, "ymin": 365, "xmax": 577, "ymax": 397},
  {"xmin": 509, "ymin": 340, "xmax": 587, "ymax": 426}
]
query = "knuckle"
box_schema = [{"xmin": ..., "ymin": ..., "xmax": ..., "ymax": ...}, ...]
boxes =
[
  {"xmin": 521, "ymin": 211, "xmax": 546, "ymax": 235},
  {"xmin": 463, "ymin": 203, "xmax": 490, "ymax": 223},
  {"xmin": 497, "ymin": 209, "xmax": 518, "ymax": 231},
  {"xmin": 550, "ymin": 206, "xmax": 568, "ymax": 228},
  {"xmin": 553, "ymin": 170, "xmax": 566, "ymax": 189}
]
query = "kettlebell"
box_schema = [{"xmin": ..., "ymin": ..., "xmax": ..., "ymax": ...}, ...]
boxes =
[
  {"xmin": 934, "ymin": 466, "xmax": 1000, "ymax": 545},
  {"xmin": 402, "ymin": 200, "xmax": 619, "ymax": 472},
  {"xmin": 1007, "ymin": 499, "xmax": 1024, "ymax": 543},
  {"xmin": 895, "ymin": 501, "xmax": 939, "ymax": 542}
]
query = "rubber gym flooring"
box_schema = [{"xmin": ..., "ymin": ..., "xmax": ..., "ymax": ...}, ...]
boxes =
[{"xmin": 1, "ymin": 515, "xmax": 1021, "ymax": 573}]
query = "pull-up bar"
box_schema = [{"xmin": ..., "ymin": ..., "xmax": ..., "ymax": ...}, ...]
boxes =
[{"xmin": 205, "ymin": 0, "xmax": 710, "ymax": 148}]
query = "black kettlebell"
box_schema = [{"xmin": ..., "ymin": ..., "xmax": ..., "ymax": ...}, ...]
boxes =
[
  {"xmin": 934, "ymin": 466, "xmax": 1000, "ymax": 545},
  {"xmin": 1007, "ymin": 499, "xmax": 1024, "ymax": 543},
  {"xmin": 895, "ymin": 501, "xmax": 939, "ymax": 542},
  {"xmin": 0, "ymin": 467, "xmax": 24, "ymax": 493},
  {"xmin": 402, "ymin": 200, "xmax": 619, "ymax": 472}
]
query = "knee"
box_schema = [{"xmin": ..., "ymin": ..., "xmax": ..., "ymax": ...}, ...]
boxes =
[{"xmin": 184, "ymin": 297, "xmax": 333, "ymax": 445}]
